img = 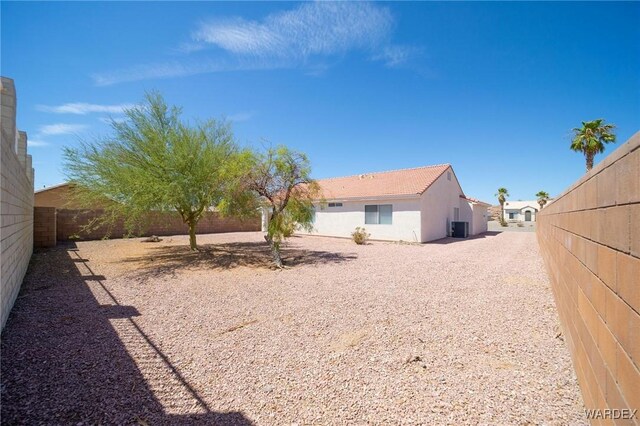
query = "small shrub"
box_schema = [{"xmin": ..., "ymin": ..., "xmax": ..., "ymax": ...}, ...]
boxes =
[
  {"xmin": 351, "ymin": 227, "xmax": 370, "ymax": 245},
  {"xmin": 517, "ymin": 223, "xmax": 524, "ymax": 227}
]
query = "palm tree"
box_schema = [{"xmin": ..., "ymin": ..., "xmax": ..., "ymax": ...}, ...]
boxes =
[
  {"xmin": 571, "ymin": 119, "xmax": 616, "ymax": 171},
  {"xmin": 536, "ymin": 191, "xmax": 550, "ymax": 210},
  {"xmin": 495, "ymin": 187, "xmax": 509, "ymax": 225}
]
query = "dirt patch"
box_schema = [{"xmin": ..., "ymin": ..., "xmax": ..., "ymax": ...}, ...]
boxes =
[{"xmin": 328, "ymin": 328, "xmax": 369, "ymax": 352}]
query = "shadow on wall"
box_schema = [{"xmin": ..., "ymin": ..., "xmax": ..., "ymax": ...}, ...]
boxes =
[
  {"xmin": 0, "ymin": 243, "xmax": 254, "ymax": 425},
  {"xmin": 124, "ymin": 239, "xmax": 358, "ymax": 281}
]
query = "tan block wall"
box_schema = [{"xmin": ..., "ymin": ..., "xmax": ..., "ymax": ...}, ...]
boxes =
[
  {"xmin": 33, "ymin": 207, "xmax": 56, "ymax": 248},
  {"xmin": 537, "ymin": 131, "xmax": 640, "ymax": 423},
  {"xmin": 1, "ymin": 77, "xmax": 34, "ymax": 330},
  {"xmin": 53, "ymin": 209, "xmax": 260, "ymax": 241}
]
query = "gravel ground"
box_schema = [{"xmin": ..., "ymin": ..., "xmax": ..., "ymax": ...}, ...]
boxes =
[
  {"xmin": 488, "ymin": 221, "xmax": 536, "ymax": 232},
  {"xmin": 1, "ymin": 231, "xmax": 585, "ymax": 425}
]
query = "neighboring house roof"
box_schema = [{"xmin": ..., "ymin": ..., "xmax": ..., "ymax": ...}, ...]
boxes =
[
  {"xmin": 503, "ymin": 200, "xmax": 539, "ymax": 211},
  {"xmin": 317, "ymin": 164, "xmax": 451, "ymax": 200},
  {"xmin": 35, "ymin": 182, "xmax": 72, "ymax": 193}
]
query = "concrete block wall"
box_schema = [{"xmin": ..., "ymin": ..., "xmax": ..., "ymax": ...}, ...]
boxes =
[
  {"xmin": 33, "ymin": 207, "xmax": 56, "ymax": 248},
  {"xmin": 53, "ymin": 209, "xmax": 260, "ymax": 241},
  {"xmin": 537, "ymin": 131, "xmax": 639, "ymax": 423},
  {"xmin": 1, "ymin": 77, "xmax": 34, "ymax": 330}
]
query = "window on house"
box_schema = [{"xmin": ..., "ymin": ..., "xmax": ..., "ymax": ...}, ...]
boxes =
[
  {"xmin": 379, "ymin": 205, "xmax": 392, "ymax": 224},
  {"xmin": 328, "ymin": 202, "xmax": 343, "ymax": 207},
  {"xmin": 365, "ymin": 204, "xmax": 392, "ymax": 224},
  {"xmin": 453, "ymin": 207, "xmax": 460, "ymax": 221},
  {"xmin": 447, "ymin": 171, "xmax": 451, "ymax": 181},
  {"xmin": 509, "ymin": 212, "xmax": 515, "ymax": 219}
]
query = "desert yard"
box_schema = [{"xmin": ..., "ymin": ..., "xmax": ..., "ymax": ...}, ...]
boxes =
[{"xmin": 1, "ymin": 231, "xmax": 584, "ymax": 424}]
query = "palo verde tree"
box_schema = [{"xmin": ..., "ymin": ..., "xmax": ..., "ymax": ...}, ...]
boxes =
[
  {"xmin": 63, "ymin": 92, "xmax": 237, "ymax": 250},
  {"xmin": 571, "ymin": 119, "xmax": 616, "ymax": 171},
  {"xmin": 222, "ymin": 146, "xmax": 319, "ymax": 268},
  {"xmin": 535, "ymin": 190, "xmax": 550, "ymax": 210},
  {"xmin": 495, "ymin": 187, "xmax": 509, "ymax": 226}
]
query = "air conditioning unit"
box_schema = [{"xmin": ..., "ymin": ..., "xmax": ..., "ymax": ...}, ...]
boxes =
[{"xmin": 452, "ymin": 221, "xmax": 469, "ymax": 238}]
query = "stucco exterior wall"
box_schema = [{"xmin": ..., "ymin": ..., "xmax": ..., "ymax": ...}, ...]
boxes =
[
  {"xmin": 459, "ymin": 199, "xmax": 473, "ymax": 225},
  {"xmin": 1, "ymin": 77, "xmax": 34, "ymax": 330},
  {"xmin": 309, "ymin": 197, "xmax": 422, "ymax": 242},
  {"xmin": 470, "ymin": 204, "xmax": 489, "ymax": 235},
  {"xmin": 420, "ymin": 168, "xmax": 465, "ymax": 242}
]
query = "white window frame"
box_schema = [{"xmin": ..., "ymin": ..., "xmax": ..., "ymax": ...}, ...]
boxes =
[{"xmin": 365, "ymin": 204, "xmax": 393, "ymax": 225}]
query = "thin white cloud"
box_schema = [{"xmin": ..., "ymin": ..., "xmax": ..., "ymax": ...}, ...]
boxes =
[
  {"xmin": 93, "ymin": 57, "xmax": 281, "ymax": 86},
  {"xmin": 27, "ymin": 139, "xmax": 49, "ymax": 147},
  {"xmin": 39, "ymin": 123, "xmax": 89, "ymax": 136},
  {"xmin": 93, "ymin": 2, "xmax": 417, "ymax": 86},
  {"xmin": 373, "ymin": 45, "xmax": 422, "ymax": 68},
  {"xmin": 173, "ymin": 41, "xmax": 208, "ymax": 54},
  {"xmin": 93, "ymin": 60, "xmax": 225, "ymax": 86},
  {"xmin": 227, "ymin": 112, "xmax": 254, "ymax": 123},
  {"xmin": 194, "ymin": 2, "xmax": 392, "ymax": 59},
  {"xmin": 37, "ymin": 102, "xmax": 133, "ymax": 115}
]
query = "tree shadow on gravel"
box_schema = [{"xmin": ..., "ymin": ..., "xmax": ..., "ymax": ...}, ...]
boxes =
[
  {"xmin": 0, "ymin": 243, "xmax": 254, "ymax": 425},
  {"xmin": 123, "ymin": 240, "xmax": 358, "ymax": 281}
]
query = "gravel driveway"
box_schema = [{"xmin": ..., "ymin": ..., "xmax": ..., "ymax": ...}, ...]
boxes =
[{"xmin": 1, "ymin": 231, "xmax": 584, "ymax": 425}]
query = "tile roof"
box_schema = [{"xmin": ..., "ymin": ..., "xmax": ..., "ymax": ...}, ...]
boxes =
[
  {"xmin": 460, "ymin": 195, "xmax": 492, "ymax": 206},
  {"xmin": 317, "ymin": 164, "xmax": 451, "ymax": 200}
]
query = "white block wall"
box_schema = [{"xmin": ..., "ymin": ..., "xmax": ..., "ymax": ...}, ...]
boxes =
[{"xmin": 1, "ymin": 77, "xmax": 34, "ymax": 330}]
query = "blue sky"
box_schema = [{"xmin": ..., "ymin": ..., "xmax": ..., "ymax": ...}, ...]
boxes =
[{"xmin": 2, "ymin": 1, "xmax": 639, "ymax": 203}]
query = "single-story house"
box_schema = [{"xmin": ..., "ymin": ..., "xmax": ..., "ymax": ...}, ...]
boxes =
[
  {"xmin": 263, "ymin": 164, "xmax": 490, "ymax": 243},
  {"xmin": 34, "ymin": 183, "xmax": 81, "ymax": 208},
  {"xmin": 502, "ymin": 201, "xmax": 539, "ymax": 222}
]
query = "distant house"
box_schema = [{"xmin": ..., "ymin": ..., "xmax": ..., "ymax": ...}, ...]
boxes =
[
  {"xmin": 34, "ymin": 183, "xmax": 81, "ymax": 209},
  {"xmin": 502, "ymin": 200, "xmax": 539, "ymax": 222},
  {"xmin": 264, "ymin": 164, "xmax": 490, "ymax": 243}
]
